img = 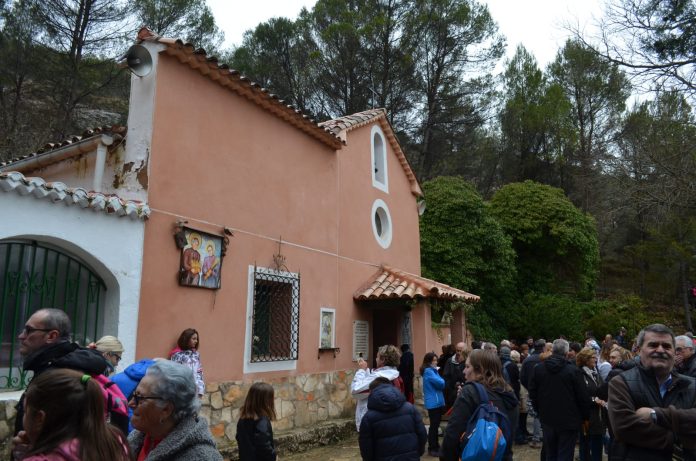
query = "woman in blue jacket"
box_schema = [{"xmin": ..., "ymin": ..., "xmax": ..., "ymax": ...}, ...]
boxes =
[{"xmin": 421, "ymin": 352, "xmax": 446, "ymax": 456}]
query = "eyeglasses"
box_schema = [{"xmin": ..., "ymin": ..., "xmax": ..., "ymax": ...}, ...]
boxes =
[
  {"xmin": 108, "ymin": 352, "xmax": 122, "ymax": 361},
  {"xmin": 676, "ymin": 347, "xmax": 692, "ymax": 353},
  {"xmin": 21, "ymin": 325, "xmax": 54, "ymax": 335},
  {"xmin": 130, "ymin": 393, "xmax": 165, "ymax": 406}
]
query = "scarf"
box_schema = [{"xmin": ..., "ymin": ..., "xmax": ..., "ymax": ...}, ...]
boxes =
[{"xmin": 582, "ymin": 366, "xmax": 599, "ymax": 386}]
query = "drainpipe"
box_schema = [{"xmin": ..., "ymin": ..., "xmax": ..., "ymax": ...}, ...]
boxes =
[{"xmin": 92, "ymin": 134, "xmax": 114, "ymax": 192}]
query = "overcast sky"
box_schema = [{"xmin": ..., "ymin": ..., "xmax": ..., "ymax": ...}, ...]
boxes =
[{"xmin": 207, "ymin": 0, "xmax": 604, "ymax": 68}]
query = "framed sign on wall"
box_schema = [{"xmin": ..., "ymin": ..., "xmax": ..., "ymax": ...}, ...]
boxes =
[
  {"xmin": 178, "ymin": 228, "xmax": 223, "ymax": 289},
  {"xmin": 353, "ymin": 320, "xmax": 369, "ymax": 361},
  {"xmin": 319, "ymin": 307, "xmax": 336, "ymax": 349}
]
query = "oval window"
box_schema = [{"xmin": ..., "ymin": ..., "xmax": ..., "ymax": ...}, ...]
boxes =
[{"xmin": 371, "ymin": 199, "xmax": 392, "ymax": 248}]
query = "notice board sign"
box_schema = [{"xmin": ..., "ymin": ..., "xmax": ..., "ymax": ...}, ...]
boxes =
[{"xmin": 353, "ymin": 320, "xmax": 369, "ymax": 361}]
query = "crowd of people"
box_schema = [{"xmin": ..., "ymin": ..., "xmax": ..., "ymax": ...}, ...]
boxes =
[
  {"xmin": 10, "ymin": 307, "xmax": 274, "ymax": 461},
  {"xmin": 11, "ymin": 307, "xmax": 696, "ymax": 461},
  {"xmin": 353, "ymin": 327, "xmax": 696, "ymax": 461}
]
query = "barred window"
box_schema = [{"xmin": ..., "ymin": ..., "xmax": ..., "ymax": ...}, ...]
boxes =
[
  {"xmin": 250, "ymin": 267, "xmax": 300, "ymax": 363},
  {"xmin": 0, "ymin": 241, "xmax": 106, "ymax": 390}
]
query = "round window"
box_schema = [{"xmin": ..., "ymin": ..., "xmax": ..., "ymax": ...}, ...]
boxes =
[{"xmin": 371, "ymin": 199, "xmax": 392, "ymax": 248}]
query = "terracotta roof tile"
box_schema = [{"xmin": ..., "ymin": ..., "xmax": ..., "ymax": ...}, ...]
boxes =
[
  {"xmin": 136, "ymin": 28, "xmax": 343, "ymax": 150},
  {"xmin": 0, "ymin": 126, "xmax": 126, "ymax": 170},
  {"xmin": 321, "ymin": 109, "xmax": 422, "ymax": 197},
  {"xmin": 0, "ymin": 171, "xmax": 149, "ymax": 220},
  {"xmin": 354, "ymin": 265, "xmax": 479, "ymax": 302},
  {"xmin": 320, "ymin": 108, "xmax": 388, "ymax": 135}
]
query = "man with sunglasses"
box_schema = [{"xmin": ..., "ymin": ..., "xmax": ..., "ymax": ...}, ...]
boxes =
[
  {"xmin": 12, "ymin": 308, "xmax": 109, "ymax": 438},
  {"xmin": 608, "ymin": 324, "xmax": 696, "ymax": 460}
]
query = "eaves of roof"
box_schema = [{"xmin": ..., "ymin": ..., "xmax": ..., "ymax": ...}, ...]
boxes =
[
  {"xmin": 0, "ymin": 126, "xmax": 126, "ymax": 172},
  {"xmin": 354, "ymin": 265, "xmax": 479, "ymax": 302},
  {"xmin": 137, "ymin": 28, "xmax": 344, "ymax": 150},
  {"xmin": 320, "ymin": 109, "xmax": 422, "ymax": 197},
  {"xmin": 0, "ymin": 171, "xmax": 150, "ymax": 220}
]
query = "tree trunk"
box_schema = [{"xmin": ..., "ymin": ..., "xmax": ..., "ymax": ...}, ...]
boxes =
[{"xmin": 680, "ymin": 263, "xmax": 693, "ymax": 332}]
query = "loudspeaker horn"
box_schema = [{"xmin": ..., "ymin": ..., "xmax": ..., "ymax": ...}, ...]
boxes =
[
  {"xmin": 121, "ymin": 45, "xmax": 152, "ymax": 77},
  {"xmin": 417, "ymin": 199, "xmax": 427, "ymax": 216}
]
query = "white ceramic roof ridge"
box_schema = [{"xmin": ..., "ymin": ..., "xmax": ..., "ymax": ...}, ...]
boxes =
[{"xmin": 0, "ymin": 171, "xmax": 150, "ymax": 220}]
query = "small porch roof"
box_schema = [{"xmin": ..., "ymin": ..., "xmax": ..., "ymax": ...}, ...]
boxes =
[{"xmin": 354, "ymin": 265, "xmax": 479, "ymax": 302}]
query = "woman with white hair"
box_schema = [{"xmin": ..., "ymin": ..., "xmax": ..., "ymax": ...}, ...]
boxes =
[{"xmin": 127, "ymin": 360, "xmax": 222, "ymax": 461}]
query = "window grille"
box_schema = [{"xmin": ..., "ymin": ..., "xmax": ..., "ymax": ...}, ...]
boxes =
[
  {"xmin": 250, "ymin": 267, "xmax": 300, "ymax": 362},
  {"xmin": 0, "ymin": 240, "xmax": 106, "ymax": 390}
]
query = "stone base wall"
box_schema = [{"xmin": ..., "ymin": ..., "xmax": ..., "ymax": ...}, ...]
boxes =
[
  {"xmin": 0, "ymin": 399, "xmax": 17, "ymax": 460},
  {"xmin": 201, "ymin": 369, "xmax": 357, "ymax": 452}
]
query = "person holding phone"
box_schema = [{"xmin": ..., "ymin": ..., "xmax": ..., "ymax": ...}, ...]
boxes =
[{"xmin": 351, "ymin": 345, "xmax": 404, "ymax": 431}]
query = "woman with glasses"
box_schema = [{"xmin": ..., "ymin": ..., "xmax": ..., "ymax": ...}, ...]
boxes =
[
  {"xmin": 89, "ymin": 335, "xmax": 124, "ymax": 376},
  {"xmin": 128, "ymin": 360, "xmax": 222, "ymax": 461}
]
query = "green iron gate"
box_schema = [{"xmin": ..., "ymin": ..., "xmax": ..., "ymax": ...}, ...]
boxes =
[{"xmin": 0, "ymin": 240, "xmax": 106, "ymax": 390}]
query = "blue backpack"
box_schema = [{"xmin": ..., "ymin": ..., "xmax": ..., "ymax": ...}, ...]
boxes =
[{"xmin": 459, "ymin": 382, "xmax": 511, "ymax": 461}]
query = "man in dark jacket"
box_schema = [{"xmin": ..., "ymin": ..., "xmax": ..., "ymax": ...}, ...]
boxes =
[
  {"xmin": 608, "ymin": 324, "xmax": 696, "ymax": 461},
  {"xmin": 528, "ymin": 338, "xmax": 591, "ymax": 461},
  {"xmin": 12, "ymin": 308, "xmax": 109, "ymax": 436},
  {"xmin": 442, "ymin": 342, "xmax": 466, "ymax": 409},
  {"xmin": 675, "ymin": 334, "xmax": 696, "ymax": 378},
  {"xmin": 500, "ymin": 346, "xmax": 520, "ymax": 398},
  {"xmin": 520, "ymin": 339, "xmax": 545, "ymax": 448},
  {"xmin": 358, "ymin": 377, "xmax": 427, "ymax": 461},
  {"xmin": 398, "ymin": 344, "xmax": 415, "ymax": 403},
  {"xmin": 520, "ymin": 339, "xmax": 545, "ymax": 389}
]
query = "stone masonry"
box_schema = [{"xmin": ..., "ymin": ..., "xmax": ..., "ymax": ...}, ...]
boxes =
[
  {"xmin": 0, "ymin": 398, "xmax": 17, "ymax": 459},
  {"xmin": 195, "ymin": 369, "xmax": 359, "ymax": 456}
]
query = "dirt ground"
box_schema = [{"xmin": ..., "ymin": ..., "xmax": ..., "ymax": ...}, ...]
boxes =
[{"xmin": 282, "ymin": 432, "xmax": 550, "ymax": 461}]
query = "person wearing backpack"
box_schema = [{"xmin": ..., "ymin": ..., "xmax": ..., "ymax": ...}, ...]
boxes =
[{"xmin": 440, "ymin": 349, "xmax": 519, "ymax": 461}]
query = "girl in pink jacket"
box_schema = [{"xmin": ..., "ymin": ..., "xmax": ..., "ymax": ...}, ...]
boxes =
[{"xmin": 13, "ymin": 369, "xmax": 129, "ymax": 461}]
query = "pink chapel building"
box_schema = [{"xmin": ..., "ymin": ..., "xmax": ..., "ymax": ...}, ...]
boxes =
[{"xmin": 0, "ymin": 29, "xmax": 477, "ymax": 449}]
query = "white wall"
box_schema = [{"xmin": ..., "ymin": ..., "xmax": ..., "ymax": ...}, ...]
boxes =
[{"xmin": 0, "ymin": 193, "xmax": 145, "ymax": 373}]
